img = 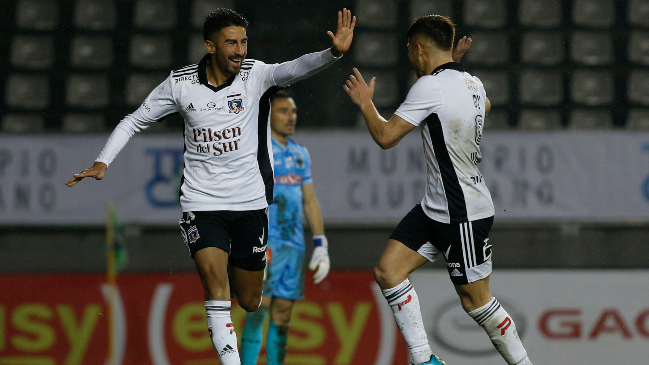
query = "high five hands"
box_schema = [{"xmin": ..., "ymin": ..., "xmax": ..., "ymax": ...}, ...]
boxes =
[
  {"xmin": 329, "ymin": 8, "xmax": 356, "ymax": 57},
  {"xmin": 344, "ymin": 35, "xmax": 473, "ymax": 106}
]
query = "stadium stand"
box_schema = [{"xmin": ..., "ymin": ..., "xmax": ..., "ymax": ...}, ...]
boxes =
[{"xmin": 0, "ymin": 0, "xmax": 647, "ymax": 131}]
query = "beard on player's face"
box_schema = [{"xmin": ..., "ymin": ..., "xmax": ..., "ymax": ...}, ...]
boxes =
[{"xmin": 215, "ymin": 49, "xmax": 245, "ymax": 76}]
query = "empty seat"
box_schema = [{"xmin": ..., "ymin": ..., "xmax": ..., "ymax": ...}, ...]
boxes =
[
  {"xmin": 521, "ymin": 32, "xmax": 564, "ymax": 65},
  {"xmin": 10, "ymin": 35, "xmax": 54, "ymax": 69},
  {"xmin": 192, "ymin": 0, "xmax": 235, "ymax": 28},
  {"xmin": 568, "ymin": 109, "xmax": 612, "ymax": 129},
  {"xmin": 16, "ymin": 0, "xmax": 59, "ymax": 30},
  {"xmin": 464, "ymin": 32, "xmax": 509, "ymax": 66},
  {"xmin": 134, "ymin": 0, "xmax": 176, "ymax": 30},
  {"xmin": 66, "ymin": 74, "xmax": 110, "ymax": 108},
  {"xmin": 5, "ymin": 74, "xmax": 49, "ymax": 109},
  {"xmin": 518, "ymin": 110, "xmax": 562, "ymax": 130},
  {"xmin": 473, "ymin": 71, "xmax": 509, "ymax": 105},
  {"xmin": 519, "ymin": 70, "xmax": 563, "ymax": 105},
  {"xmin": 2, "ymin": 113, "xmax": 46, "ymax": 133},
  {"xmin": 629, "ymin": 31, "xmax": 649, "ymax": 65},
  {"xmin": 130, "ymin": 35, "xmax": 172, "ymax": 69},
  {"xmin": 570, "ymin": 31, "xmax": 613, "ymax": 65},
  {"xmin": 62, "ymin": 113, "xmax": 106, "ymax": 133},
  {"xmin": 70, "ymin": 35, "xmax": 113, "ymax": 69},
  {"xmin": 628, "ymin": 70, "xmax": 649, "ymax": 106},
  {"xmin": 464, "ymin": 0, "xmax": 506, "ymax": 28},
  {"xmin": 628, "ymin": 0, "xmax": 649, "ymax": 28},
  {"xmin": 571, "ymin": 70, "xmax": 614, "ymax": 105},
  {"xmin": 125, "ymin": 73, "xmax": 167, "ymax": 106},
  {"xmin": 410, "ymin": 0, "xmax": 452, "ymax": 19},
  {"xmin": 355, "ymin": 0, "xmax": 398, "ymax": 28},
  {"xmin": 626, "ymin": 109, "xmax": 649, "ymax": 129},
  {"xmin": 188, "ymin": 33, "xmax": 206, "ymax": 64},
  {"xmin": 484, "ymin": 109, "xmax": 510, "ymax": 130},
  {"xmin": 354, "ymin": 32, "xmax": 398, "ymax": 66},
  {"xmin": 519, "ymin": 0, "xmax": 561, "ymax": 28},
  {"xmin": 362, "ymin": 71, "xmax": 398, "ymax": 107},
  {"xmin": 572, "ymin": 0, "xmax": 614, "ymax": 28},
  {"xmin": 74, "ymin": 0, "xmax": 116, "ymax": 30}
]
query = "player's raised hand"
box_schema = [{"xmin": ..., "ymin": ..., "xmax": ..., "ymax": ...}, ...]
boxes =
[
  {"xmin": 452, "ymin": 36, "xmax": 472, "ymax": 63},
  {"xmin": 328, "ymin": 8, "xmax": 356, "ymax": 57},
  {"xmin": 66, "ymin": 161, "xmax": 107, "ymax": 187},
  {"xmin": 344, "ymin": 68, "xmax": 375, "ymax": 107}
]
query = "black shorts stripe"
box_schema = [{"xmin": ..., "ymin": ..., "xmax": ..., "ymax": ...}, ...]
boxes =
[
  {"xmin": 257, "ymin": 87, "xmax": 281, "ymax": 205},
  {"xmin": 468, "ymin": 222, "xmax": 476, "ymax": 267},
  {"xmin": 425, "ymin": 113, "xmax": 468, "ymax": 222}
]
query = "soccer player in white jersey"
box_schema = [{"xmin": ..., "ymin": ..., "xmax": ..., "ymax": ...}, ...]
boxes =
[
  {"xmin": 344, "ymin": 15, "xmax": 533, "ymax": 365},
  {"xmin": 66, "ymin": 8, "xmax": 355, "ymax": 365},
  {"xmin": 240, "ymin": 89, "xmax": 329, "ymax": 365}
]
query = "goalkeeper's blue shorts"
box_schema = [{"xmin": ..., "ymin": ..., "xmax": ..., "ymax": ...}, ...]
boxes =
[{"xmin": 262, "ymin": 241, "xmax": 305, "ymax": 300}]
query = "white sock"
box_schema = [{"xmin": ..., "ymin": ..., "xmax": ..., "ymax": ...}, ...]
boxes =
[
  {"xmin": 205, "ymin": 300, "xmax": 240, "ymax": 365},
  {"xmin": 382, "ymin": 279, "xmax": 433, "ymax": 364},
  {"xmin": 468, "ymin": 297, "xmax": 531, "ymax": 365}
]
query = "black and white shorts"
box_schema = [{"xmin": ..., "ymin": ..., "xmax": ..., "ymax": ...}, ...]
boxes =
[
  {"xmin": 390, "ymin": 204, "xmax": 494, "ymax": 285},
  {"xmin": 179, "ymin": 209, "xmax": 269, "ymax": 271}
]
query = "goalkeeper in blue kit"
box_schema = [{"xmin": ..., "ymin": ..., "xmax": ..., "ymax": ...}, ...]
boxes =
[{"xmin": 241, "ymin": 89, "xmax": 329, "ymax": 365}]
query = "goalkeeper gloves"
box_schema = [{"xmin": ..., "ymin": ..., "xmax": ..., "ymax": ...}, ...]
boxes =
[{"xmin": 308, "ymin": 234, "xmax": 330, "ymax": 284}]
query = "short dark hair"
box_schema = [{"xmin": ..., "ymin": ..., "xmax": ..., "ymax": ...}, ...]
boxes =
[
  {"xmin": 270, "ymin": 89, "xmax": 293, "ymax": 104},
  {"xmin": 407, "ymin": 15, "xmax": 455, "ymax": 51},
  {"xmin": 203, "ymin": 8, "xmax": 249, "ymax": 40}
]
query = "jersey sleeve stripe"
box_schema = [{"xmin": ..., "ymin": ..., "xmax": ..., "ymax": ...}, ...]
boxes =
[
  {"xmin": 173, "ymin": 64, "xmax": 198, "ymax": 73},
  {"xmin": 173, "ymin": 68, "xmax": 198, "ymax": 77}
]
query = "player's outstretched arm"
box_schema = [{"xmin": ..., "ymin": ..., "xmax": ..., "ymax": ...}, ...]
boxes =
[
  {"xmin": 328, "ymin": 8, "xmax": 356, "ymax": 57},
  {"xmin": 66, "ymin": 161, "xmax": 107, "ymax": 187},
  {"xmin": 344, "ymin": 68, "xmax": 415, "ymax": 149},
  {"xmin": 452, "ymin": 36, "xmax": 472, "ymax": 63}
]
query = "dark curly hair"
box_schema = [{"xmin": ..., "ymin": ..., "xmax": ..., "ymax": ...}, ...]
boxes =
[
  {"xmin": 203, "ymin": 8, "xmax": 249, "ymax": 40},
  {"xmin": 407, "ymin": 15, "xmax": 455, "ymax": 51}
]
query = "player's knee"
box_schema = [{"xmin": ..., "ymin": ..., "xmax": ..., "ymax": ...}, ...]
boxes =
[
  {"xmin": 239, "ymin": 293, "xmax": 263, "ymax": 312},
  {"xmin": 456, "ymin": 288, "xmax": 491, "ymax": 312},
  {"xmin": 373, "ymin": 263, "xmax": 393, "ymax": 288}
]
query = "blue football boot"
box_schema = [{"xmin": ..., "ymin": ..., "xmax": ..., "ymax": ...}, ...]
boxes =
[{"xmin": 411, "ymin": 354, "xmax": 446, "ymax": 365}]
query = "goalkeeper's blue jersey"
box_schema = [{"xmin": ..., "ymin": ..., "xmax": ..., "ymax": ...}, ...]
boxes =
[{"xmin": 269, "ymin": 137, "xmax": 312, "ymax": 251}]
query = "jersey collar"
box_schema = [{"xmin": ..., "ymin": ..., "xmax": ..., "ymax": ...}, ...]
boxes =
[
  {"xmin": 431, "ymin": 62, "xmax": 466, "ymax": 76},
  {"xmin": 198, "ymin": 54, "xmax": 236, "ymax": 93}
]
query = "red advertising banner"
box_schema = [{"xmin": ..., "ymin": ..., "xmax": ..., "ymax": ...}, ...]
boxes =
[{"xmin": 0, "ymin": 272, "xmax": 407, "ymax": 365}]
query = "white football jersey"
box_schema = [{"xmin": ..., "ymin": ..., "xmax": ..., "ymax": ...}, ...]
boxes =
[
  {"xmin": 96, "ymin": 50, "xmax": 339, "ymax": 212},
  {"xmin": 394, "ymin": 62, "xmax": 495, "ymax": 224}
]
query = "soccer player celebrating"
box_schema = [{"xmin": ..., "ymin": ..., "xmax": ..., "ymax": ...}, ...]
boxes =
[
  {"xmin": 66, "ymin": 8, "xmax": 355, "ymax": 365},
  {"xmin": 343, "ymin": 16, "xmax": 533, "ymax": 365},
  {"xmin": 239, "ymin": 89, "xmax": 329, "ymax": 365}
]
